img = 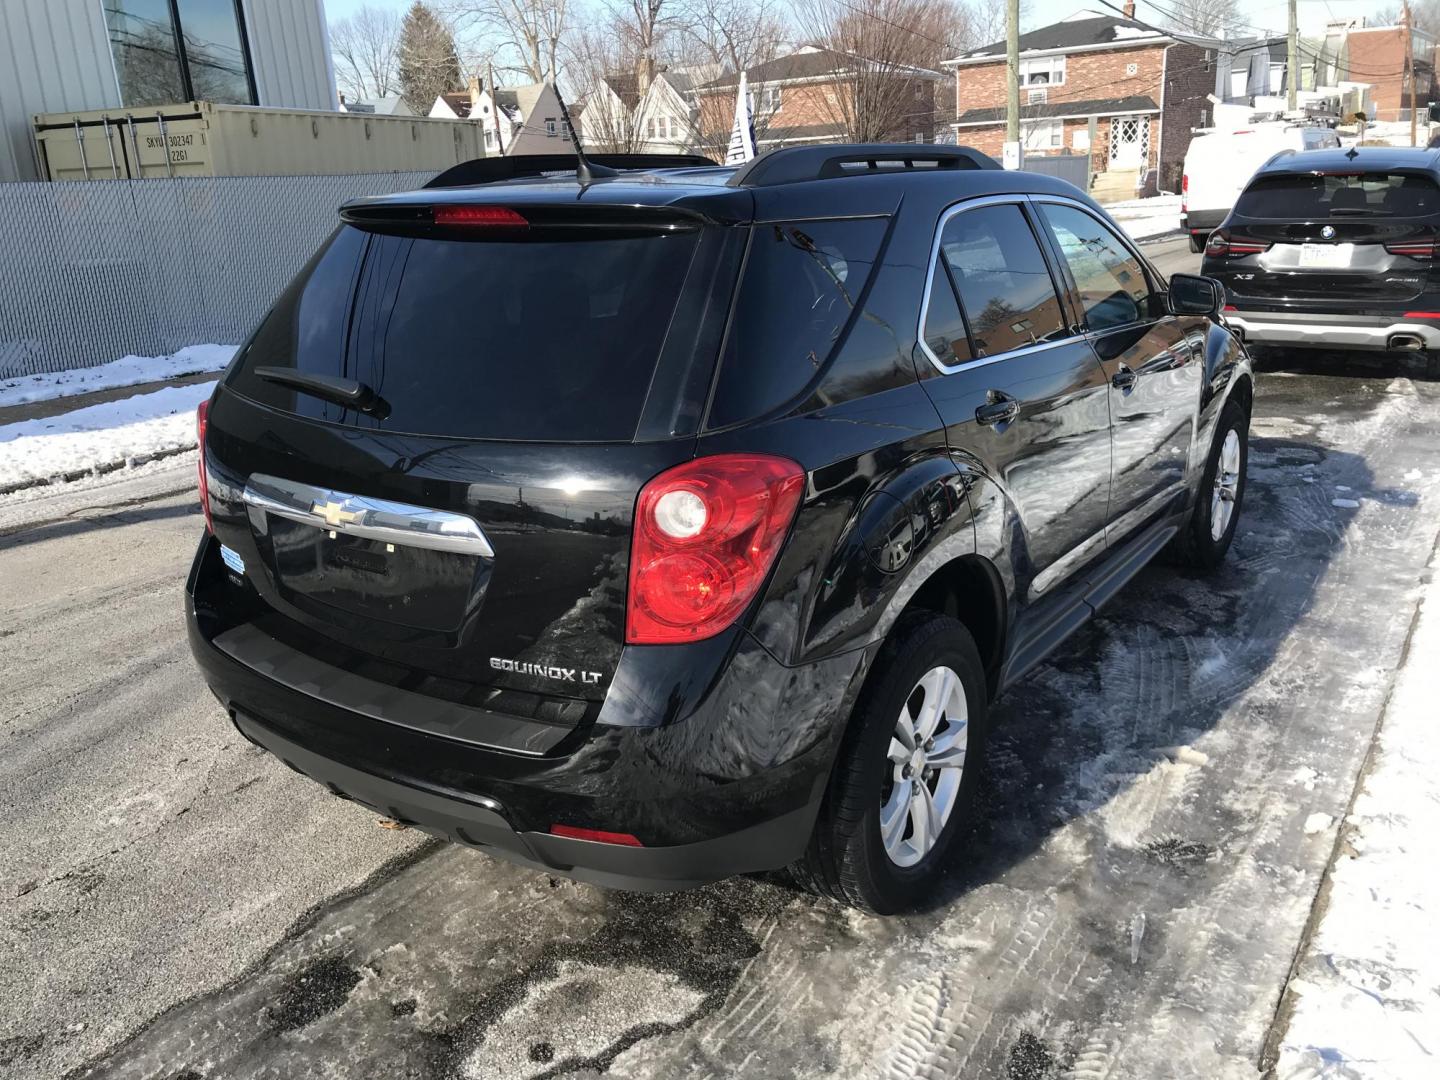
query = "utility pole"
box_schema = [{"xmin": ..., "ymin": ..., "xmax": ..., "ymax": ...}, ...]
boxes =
[
  {"xmin": 1005, "ymin": 0, "xmax": 1020, "ymax": 166},
  {"xmin": 1406, "ymin": 1, "xmax": 1417, "ymax": 146},
  {"xmin": 1287, "ymin": 0, "xmax": 1298, "ymax": 112}
]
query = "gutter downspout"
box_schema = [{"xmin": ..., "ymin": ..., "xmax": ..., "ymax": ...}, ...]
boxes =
[{"xmin": 1157, "ymin": 42, "xmax": 1178, "ymax": 196}]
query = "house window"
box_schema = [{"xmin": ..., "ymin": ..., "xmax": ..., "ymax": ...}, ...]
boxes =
[
  {"xmin": 754, "ymin": 85, "xmax": 782, "ymax": 112},
  {"xmin": 484, "ymin": 129, "xmax": 494, "ymax": 147},
  {"xmin": 1019, "ymin": 55, "xmax": 1065, "ymax": 86},
  {"xmin": 647, "ymin": 118, "xmax": 655, "ymax": 137},
  {"xmin": 105, "ymin": 0, "xmax": 257, "ymax": 106},
  {"xmin": 545, "ymin": 117, "xmax": 557, "ymax": 135},
  {"xmin": 1022, "ymin": 119, "xmax": 1064, "ymax": 152}
]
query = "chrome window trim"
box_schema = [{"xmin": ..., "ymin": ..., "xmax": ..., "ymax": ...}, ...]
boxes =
[
  {"xmin": 242, "ymin": 474, "xmax": 495, "ymax": 558},
  {"xmin": 915, "ymin": 193, "xmax": 1082, "ymax": 376}
]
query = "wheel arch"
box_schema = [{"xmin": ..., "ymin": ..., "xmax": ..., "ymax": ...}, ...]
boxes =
[{"xmin": 899, "ymin": 553, "xmax": 1008, "ymax": 696}]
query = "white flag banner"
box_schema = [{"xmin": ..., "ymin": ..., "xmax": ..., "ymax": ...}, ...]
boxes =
[{"xmin": 726, "ymin": 72, "xmax": 757, "ymax": 164}]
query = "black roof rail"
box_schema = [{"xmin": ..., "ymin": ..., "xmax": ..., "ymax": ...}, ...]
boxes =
[
  {"xmin": 424, "ymin": 152, "xmax": 718, "ymax": 189},
  {"xmin": 727, "ymin": 144, "xmax": 1001, "ymax": 188}
]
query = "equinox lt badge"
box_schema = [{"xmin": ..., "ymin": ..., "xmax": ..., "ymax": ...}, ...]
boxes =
[{"xmin": 490, "ymin": 657, "xmax": 603, "ymax": 684}]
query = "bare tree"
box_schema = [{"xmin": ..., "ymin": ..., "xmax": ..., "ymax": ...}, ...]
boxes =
[
  {"xmin": 673, "ymin": 0, "xmax": 790, "ymax": 76},
  {"xmin": 1161, "ymin": 0, "xmax": 1242, "ymax": 37},
  {"xmin": 398, "ymin": 2, "xmax": 464, "ymax": 110},
  {"xmin": 442, "ymin": 0, "xmax": 572, "ymax": 83},
  {"xmin": 331, "ymin": 5, "xmax": 403, "ymax": 101},
  {"xmin": 795, "ymin": 0, "xmax": 953, "ymax": 142},
  {"xmin": 567, "ymin": 21, "xmax": 647, "ymax": 150}
]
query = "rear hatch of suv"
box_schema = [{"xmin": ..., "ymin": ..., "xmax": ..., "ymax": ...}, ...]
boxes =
[
  {"xmin": 200, "ymin": 194, "xmax": 745, "ymax": 733},
  {"xmin": 1217, "ymin": 169, "xmax": 1440, "ymax": 304}
]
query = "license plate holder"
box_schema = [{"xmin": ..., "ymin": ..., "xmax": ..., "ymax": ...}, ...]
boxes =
[{"xmin": 1299, "ymin": 242, "xmax": 1354, "ymax": 268}]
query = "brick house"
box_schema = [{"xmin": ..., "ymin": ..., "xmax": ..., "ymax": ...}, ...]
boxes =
[
  {"xmin": 1325, "ymin": 20, "xmax": 1436, "ymax": 123},
  {"xmin": 694, "ymin": 46, "xmax": 942, "ymax": 151},
  {"xmin": 944, "ymin": 6, "xmax": 1215, "ymax": 197}
]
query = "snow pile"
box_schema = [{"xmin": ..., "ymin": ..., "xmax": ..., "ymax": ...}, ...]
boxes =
[
  {"xmin": 0, "ymin": 344, "xmax": 235, "ymax": 408},
  {"xmin": 1107, "ymin": 195, "xmax": 1183, "ymax": 240},
  {"xmin": 1274, "ymin": 558, "xmax": 1440, "ymax": 1079},
  {"xmin": 0, "ymin": 382, "xmax": 215, "ymax": 491},
  {"xmin": 1111, "ymin": 26, "xmax": 1162, "ymax": 39}
]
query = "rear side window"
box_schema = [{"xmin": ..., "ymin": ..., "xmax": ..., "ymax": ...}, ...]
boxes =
[
  {"xmin": 938, "ymin": 204, "xmax": 1066, "ymax": 357},
  {"xmin": 1236, "ymin": 172, "xmax": 1440, "ymax": 218},
  {"xmin": 1039, "ymin": 204, "xmax": 1152, "ymax": 332},
  {"xmin": 229, "ymin": 224, "xmax": 699, "ymax": 441},
  {"xmin": 707, "ymin": 217, "xmax": 887, "ymax": 429}
]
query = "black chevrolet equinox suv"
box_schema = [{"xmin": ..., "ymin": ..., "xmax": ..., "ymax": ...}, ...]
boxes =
[{"xmin": 187, "ymin": 146, "xmax": 1252, "ymax": 913}]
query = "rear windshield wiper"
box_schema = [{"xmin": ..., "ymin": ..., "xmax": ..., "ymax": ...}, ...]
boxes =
[
  {"xmin": 1328, "ymin": 208, "xmax": 1392, "ymax": 216},
  {"xmin": 253, "ymin": 366, "xmax": 390, "ymax": 419}
]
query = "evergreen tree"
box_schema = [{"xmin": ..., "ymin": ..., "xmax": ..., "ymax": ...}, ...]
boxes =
[{"xmin": 397, "ymin": 2, "xmax": 463, "ymax": 112}]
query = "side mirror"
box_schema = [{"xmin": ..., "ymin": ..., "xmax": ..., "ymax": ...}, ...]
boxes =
[{"xmin": 1169, "ymin": 273, "xmax": 1222, "ymax": 318}]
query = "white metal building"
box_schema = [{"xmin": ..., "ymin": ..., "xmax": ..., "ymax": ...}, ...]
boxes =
[{"xmin": 0, "ymin": 0, "xmax": 337, "ymax": 182}]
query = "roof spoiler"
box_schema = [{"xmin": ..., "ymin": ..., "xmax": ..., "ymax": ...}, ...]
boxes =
[
  {"xmin": 727, "ymin": 144, "xmax": 1001, "ymax": 188},
  {"xmin": 425, "ymin": 153, "xmax": 718, "ymax": 189}
]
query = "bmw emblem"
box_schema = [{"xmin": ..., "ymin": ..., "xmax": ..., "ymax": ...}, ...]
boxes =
[{"xmin": 1321, "ymin": 225, "xmax": 1336, "ymax": 240}]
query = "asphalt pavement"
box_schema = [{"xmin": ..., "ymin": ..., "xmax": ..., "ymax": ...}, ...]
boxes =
[{"xmin": 4, "ymin": 238, "xmax": 1440, "ymax": 1079}]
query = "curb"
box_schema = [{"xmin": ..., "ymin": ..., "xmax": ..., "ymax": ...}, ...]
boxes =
[{"xmin": 0, "ymin": 444, "xmax": 196, "ymax": 498}]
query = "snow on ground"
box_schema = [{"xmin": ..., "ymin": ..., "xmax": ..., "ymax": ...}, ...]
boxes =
[
  {"xmin": 1275, "ymin": 551, "xmax": 1440, "ymax": 1079},
  {"xmin": 1108, "ymin": 195, "xmax": 1183, "ymax": 240},
  {"xmin": 0, "ymin": 382, "xmax": 214, "ymax": 492},
  {"xmin": 0, "ymin": 345, "xmax": 234, "ymax": 408}
]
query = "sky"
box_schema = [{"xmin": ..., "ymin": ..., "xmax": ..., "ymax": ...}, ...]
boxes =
[{"xmin": 320, "ymin": 0, "xmax": 1398, "ymax": 45}]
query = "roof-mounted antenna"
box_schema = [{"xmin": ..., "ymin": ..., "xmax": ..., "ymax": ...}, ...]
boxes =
[{"xmin": 551, "ymin": 82, "xmax": 616, "ymax": 184}]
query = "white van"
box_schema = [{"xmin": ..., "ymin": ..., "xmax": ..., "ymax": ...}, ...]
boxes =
[{"xmin": 1182, "ymin": 125, "xmax": 1341, "ymax": 251}]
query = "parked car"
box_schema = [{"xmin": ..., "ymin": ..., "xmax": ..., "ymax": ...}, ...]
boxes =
[
  {"xmin": 1203, "ymin": 145, "xmax": 1440, "ymax": 377},
  {"xmin": 186, "ymin": 145, "xmax": 1252, "ymax": 914},
  {"xmin": 1182, "ymin": 125, "xmax": 1341, "ymax": 252}
]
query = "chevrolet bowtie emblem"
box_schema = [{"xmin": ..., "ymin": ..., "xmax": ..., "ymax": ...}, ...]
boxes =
[{"xmin": 313, "ymin": 499, "xmax": 361, "ymax": 528}]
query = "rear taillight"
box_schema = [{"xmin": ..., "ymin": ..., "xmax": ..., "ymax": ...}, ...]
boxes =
[
  {"xmin": 432, "ymin": 205, "xmax": 528, "ymax": 228},
  {"xmin": 1181, "ymin": 173, "xmax": 1188, "ymax": 213},
  {"xmin": 1385, "ymin": 240, "xmax": 1438, "ymax": 258},
  {"xmin": 196, "ymin": 399, "xmax": 213, "ymax": 534},
  {"xmin": 1205, "ymin": 230, "xmax": 1271, "ymax": 257},
  {"xmin": 626, "ymin": 454, "xmax": 805, "ymax": 645}
]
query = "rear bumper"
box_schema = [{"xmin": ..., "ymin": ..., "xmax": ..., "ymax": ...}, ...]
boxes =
[
  {"xmin": 186, "ymin": 536, "xmax": 868, "ymax": 890},
  {"xmin": 1182, "ymin": 210, "xmax": 1227, "ymax": 232},
  {"xmin": 1224, "ymin": 309, "xmax": 1440, "ymax": 351},
  {"xmin": 231, "ymin": 708, "xmax": 818, "ymax": 890}
]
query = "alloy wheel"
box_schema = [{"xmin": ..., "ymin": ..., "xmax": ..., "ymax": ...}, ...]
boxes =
[
  {"xmin": 1210, "ymin": 428, "xmax": 1242, "ymax": 542},
  {"xmin": 879, "ymin": 665, "xmax": 968, "ymax": 867}
]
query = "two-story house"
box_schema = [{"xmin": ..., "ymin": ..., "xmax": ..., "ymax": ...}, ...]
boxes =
[
  {"xmin": 945, "ymin": 5, "xmax": 1214, "ymax": 199},
  {"xmin": 695, "ymin": 47, "xmax": 943, "ymax": 152},
  {"xmin": 431, "ymin": 78, "xmax": 571, "ymax": 156}
]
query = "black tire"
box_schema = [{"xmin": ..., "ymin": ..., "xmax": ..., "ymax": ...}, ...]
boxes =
[
  {"xmin": 792, "ymin": 611, "xmax": 989, "ymax": 914},
  {"xmin": 1188, "ymin": 232, "xmax": 1207, "ymax": 254},
  {"xmin": 1170, "ymin": 397, "xmax": 1249, "ymax": 571},
  {"xmin": 1425, "ymin": 351, "xmax": 1440, "ymax": 380}
]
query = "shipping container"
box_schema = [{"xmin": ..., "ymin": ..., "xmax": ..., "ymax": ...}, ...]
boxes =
[{"xmin": 33, "ymin": 101, "xmax": 488, "ymax": 181}]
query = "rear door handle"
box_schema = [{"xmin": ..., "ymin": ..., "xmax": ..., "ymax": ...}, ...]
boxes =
[
  {"xmin": 1112, "ymin": 365, "xmax": 1139, "ymax": 392},
  {"xmin": 976, "ymin": 391, "xmax": 1021, "ymax": 427}
]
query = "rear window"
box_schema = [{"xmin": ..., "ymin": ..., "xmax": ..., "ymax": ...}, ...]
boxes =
[
  {"xmin": 229, "ymin": 224, "xmax": 699, "ymax": 441},
  {"xmin": 1236, "ymin": 172, "xmax": 1440, "ymax": 218}
]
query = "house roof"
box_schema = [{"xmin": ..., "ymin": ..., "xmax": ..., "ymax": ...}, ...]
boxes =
[
  {"xmin": 436, "ymin": 91, "xmax": 473, "ymax": 117},
  {"xmin": 955, "ymin": 94, "xmax": 1160, "ymax": 125},
  {"xmin": 949, "ymin": 14, "xmax": 1170, "ymax": 64},
  {"xmin": 703, "ymin": 46, "xmax": 942, "ymax": 91},
  {"xmin": 757, "ymin": 121, "xmax": 850, "ymax": 144},
  {"xmin": 603, "ymin": 73, "xmax": 641, "ymax": 110}
]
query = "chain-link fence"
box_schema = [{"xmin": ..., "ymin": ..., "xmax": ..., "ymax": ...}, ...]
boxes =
[{"xmin": 0, "ymin": 172, "xmax": 436, "ymax": 379}]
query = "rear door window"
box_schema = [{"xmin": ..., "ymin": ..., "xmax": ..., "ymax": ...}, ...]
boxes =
[
  {"xmin": 937, "ymin": 203, "xmax": 1067, "ymax": 358},
  {"xmin": 1236, "ymin": 172, "xmax": 1440, "ymax": 218},
  {"xmin": 706, "ymin": 217, "xmax": 887, "ymax": 429},
  {"xmin": 1038, "ymin": 203, "xmax": 1154, "ymax": 331},
  {"xmin": 228, "ymin": 225, "xmax": 700, "ymax": 442}
]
